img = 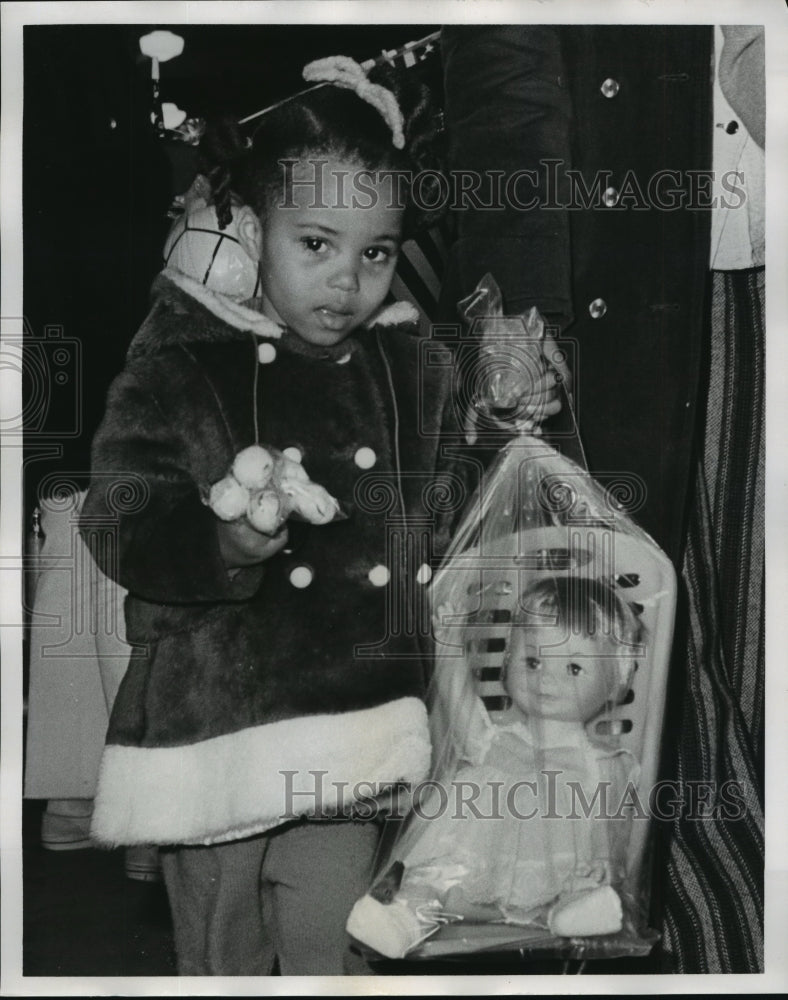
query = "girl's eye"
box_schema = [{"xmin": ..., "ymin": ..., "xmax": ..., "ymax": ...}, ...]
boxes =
[
  {"xmin": 363, "ymin": 246, "xmax": 393, "ymax": 263},
  {"xmin": 567, "ymin": 662, "xmax": 583, "ymax": 677},
  {"xmin": 301, "ymin": 237, "xmax": 327, "ymax": 253},
  {"xmin": 525, "ymin": 657, "xmax": 541, "ymax": 671}
]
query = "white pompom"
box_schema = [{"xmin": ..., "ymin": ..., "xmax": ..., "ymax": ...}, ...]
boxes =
[
  {"xmin": 280, "ymin": 479, "xmax": 340, "ymax": 525},
  {"xmin": 247, "ymin": 488, "xmax": 283, "ymax": 534},
  {"xmin": 278, "ymin": 455, "xmax": 310, "ymax": 483},
  {"xmin": 208, "ymin": 475, "xmax": 248, "ymax": 521},
  {"xmin": 232, "ymin": 445, "xmax": 275, "ymax": 490}
]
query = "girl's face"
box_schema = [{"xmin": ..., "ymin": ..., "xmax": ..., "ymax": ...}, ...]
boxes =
[
  {"xmin": 504, "ymin": 627, "xmax": 617, "ymax": 723},
  {"xmin": 255, "ymin": 158, "xmax": 404, "ymax": 347}
]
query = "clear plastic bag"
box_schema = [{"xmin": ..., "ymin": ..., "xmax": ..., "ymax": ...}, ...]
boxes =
[
  {"xmin": 458, "ymin": 272, "xmax": 556, "ymax": 445},
  {"xmin": 347, "ymin": 436, "xmax": 675, "ymax": 962}
]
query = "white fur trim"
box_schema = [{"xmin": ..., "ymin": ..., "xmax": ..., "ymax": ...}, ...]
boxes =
[
  {"xmin": 367, "ymin": 300, "xmax": 419, "ymax": 328},
  {"xmin": 91, "ymin": 697, "xmax": 431, "ymax": 846},
  {"xmin": 165, "ymin": 266, "xmax": 416, "ymax": 338},
  {"xmin": 163, "ymin": 266, "xmax": 283, "ymax": 339}
]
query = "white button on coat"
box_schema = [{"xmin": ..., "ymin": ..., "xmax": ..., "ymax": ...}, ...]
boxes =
[
  {"xmin": 289, "ymin": 566, "xmax": 313, "ymax": 589},
  {"xmin": 600, "ymin": 77, "xmax": 620, "ymax": 98},
  {"xmin": 588, "ymin": 298, "xmax": 608, "ymax": 319},
  {"xmin": 257, "ymin": 343, "xmax": 277, "ymax": 364},
  {"xmin": 368, "ymin": 565, "xmax": 390, "ymax": 587},
  {"xmin": 354, "ymin": 447, "xmax": 377, "ymax": 469},
  {"xmin": 416, "ymin": 564, "xmax": 432, "ymax": 585}
]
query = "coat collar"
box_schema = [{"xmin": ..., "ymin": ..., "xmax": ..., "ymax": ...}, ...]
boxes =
[
  {"xmin": 365, "ymin": 300, "xmax": 419, "ymax": 329},
  {"xmin": 129, "ymin": 267, "xmax": 420, "ymax": 362},
  {"xmin": 163, "ymin": 267, "xmax": 283, "ymax": 339},
  {"xmin": 164, "ymin": 267, "xmax": 418, "ymax": 337}
]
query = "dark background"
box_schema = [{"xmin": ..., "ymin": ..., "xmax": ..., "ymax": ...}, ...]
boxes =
[{"xmin": 22, "ymin": 23, "xmax": 440, "ymax": 512}]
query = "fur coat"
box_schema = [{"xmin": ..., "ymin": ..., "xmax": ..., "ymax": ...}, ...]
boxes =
[{"xmin": 82, "ymin": 269, "xmax": 474, "ymax": 846}]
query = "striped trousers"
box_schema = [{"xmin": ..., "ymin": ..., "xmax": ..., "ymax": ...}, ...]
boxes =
[{"xmin": 661, "ymin": 267, "xmax": 765, "ymax": 972}]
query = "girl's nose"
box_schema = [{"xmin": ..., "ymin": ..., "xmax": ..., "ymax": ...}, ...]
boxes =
[{"xmin": 329, "ymin": 259, "xmax": 360, "ymax": 293}]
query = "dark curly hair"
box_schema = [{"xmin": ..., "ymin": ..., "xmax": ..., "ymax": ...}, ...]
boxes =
[{"xmin": 199, "ymin": 62, "xmax": 445, "ymax": 239}]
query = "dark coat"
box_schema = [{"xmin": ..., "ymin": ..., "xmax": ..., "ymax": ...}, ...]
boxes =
[
  {"xmin": 82, "ymin": 269, "xmax": 475, "ymax": 846},
  {"xmin": 440, "ymin": 25, "xmax": 713, "ymax": 562}
]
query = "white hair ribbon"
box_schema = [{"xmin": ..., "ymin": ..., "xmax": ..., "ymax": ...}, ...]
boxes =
[{"xmin": 302, "ymin": 55, "xmax": 406, "ymax": 150}]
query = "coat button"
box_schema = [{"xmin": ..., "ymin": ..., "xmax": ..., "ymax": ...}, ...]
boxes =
[
  {"xmin": 603, "ymin": 186, "xmax": 619, "ymax": 207},
  {"xmin": 368, "ymin": 565, "xmax": 390, "ymax": 587},
  {"xmin": 588, "ymin": 298, "xmax": 608, "ymax": 319},
  {"xmin": 336, "ymin": 351, "xmax": 352, "ymax": 365},
  {"xmin": 354, "ymin": 447, "xmax": 377, "ymax": 469},
  {"xmin": 283, "ymin": 446, "xmax": 303, "ymax": 464},
  {"xmin": 289, "ymin": 565, "xmax": 313, "ymax": 588},
  {"xmin": 258, "ymin": 343, "xmax": 277, "ymax": 364},
  {"xmin": 416, "ymin": 564, "xmax": 432, "ymax": 585},
  {"xmin": 600, "ymin": 77, "xmax": 620, "ymax": 98}
]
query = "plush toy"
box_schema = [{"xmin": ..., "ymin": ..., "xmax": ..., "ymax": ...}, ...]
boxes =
[{"xmin": 207, "ymin": 444, "xmax": 342, "ymax": 534}]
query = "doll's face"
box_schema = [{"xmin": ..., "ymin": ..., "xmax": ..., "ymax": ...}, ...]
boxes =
[{"xmin": 504, "ymin": 627, "xmax": 619, "ymax": 723}]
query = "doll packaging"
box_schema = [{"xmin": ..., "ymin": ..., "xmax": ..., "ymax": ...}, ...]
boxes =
[{"xmin": 346, "ymin": 281, "xmax": 676, "ymax": 963}]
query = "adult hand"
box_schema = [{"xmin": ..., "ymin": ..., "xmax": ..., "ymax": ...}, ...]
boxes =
[
  {"xmin": 475, "ymin": 328, "xmax": 571, "ymax": 436},
  {"xmin": 528, "ymin": 328, "xmax": 572, "ymax": 430}
]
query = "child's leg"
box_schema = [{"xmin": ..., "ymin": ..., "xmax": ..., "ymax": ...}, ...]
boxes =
[
  {"xmin": 260, "ymin": 819, "xmax": 380, "ymax": 975},
  {"xmin": 160, "ymin": 834, "xmax": 275, "ymax": 976},
  {"xmin": 40, "ymin": 799, "xmax": 93, "ymax": 850}
]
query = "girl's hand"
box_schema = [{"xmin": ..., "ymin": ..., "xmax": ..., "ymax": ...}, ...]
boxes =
[{"xmin": 216, "ymin": 517, "xmax": 289, "ymax": 569}]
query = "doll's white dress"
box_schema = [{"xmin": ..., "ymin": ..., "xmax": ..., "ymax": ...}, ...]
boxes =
[{"xmin": 396, "ymin": 721, "xmax": 637, "ymax": 922}]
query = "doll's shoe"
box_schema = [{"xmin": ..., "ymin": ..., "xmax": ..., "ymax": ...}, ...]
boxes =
[
  {"xmin": 40, "ymin": 805, "xmax": 93, "ymax": 851},
  {"xmin": 124, "ymin": 845, "xmax": 162, "ymax": 883},
  {"xmin": 547, "ymin": 884, "xmax": 623, "ymax": 937},
  {"xmin": 346, "ymin": 893, "xmax": 433, "ymax": 959}
]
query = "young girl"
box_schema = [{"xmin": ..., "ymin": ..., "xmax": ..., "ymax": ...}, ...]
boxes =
[
  {"xmin": 81, "ymin": 56, "xmax": 468, "ymax": 976},
  {"xmin": 347, "ymin": 576, "xmax": 643, "ymax": 959}
]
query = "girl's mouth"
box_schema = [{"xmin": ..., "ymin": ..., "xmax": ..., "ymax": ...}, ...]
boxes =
[{"xmin": 316, "ymin": 306, "xmax": 353, "ymax": 331}]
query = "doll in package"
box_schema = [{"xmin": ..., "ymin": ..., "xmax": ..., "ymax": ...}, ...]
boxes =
[{"xmin": 346, "ymin": 284, "xmax": 676, "ymax": 962}]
